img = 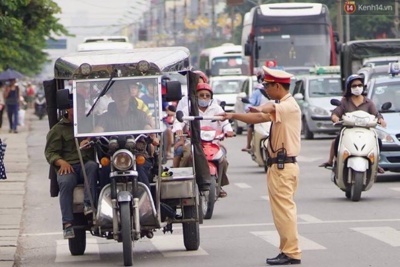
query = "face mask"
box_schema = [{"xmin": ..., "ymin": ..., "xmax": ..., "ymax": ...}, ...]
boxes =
[
  {"xmin": 351, "ymin": 86, "xmax": 363, "ymax": 96},
  {"xmin": 198, "ymin": 99, "xmax": 210, "ymax": 107}
]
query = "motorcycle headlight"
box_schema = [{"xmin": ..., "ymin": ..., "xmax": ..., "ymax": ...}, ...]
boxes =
[
  {"xmin": 309, "ymin": 106, "xmax": 329, "ymax": 116},
  {"xmin": 201, "ymin": 130, "xmax": 216, "ymax": 142},
  {"xmin": 112, "ymin": 150, "xmax": 134, "ymax": 171},
  {"xmin": 375, "ymin": 129, "xmax": 395, "ymax": 143}
]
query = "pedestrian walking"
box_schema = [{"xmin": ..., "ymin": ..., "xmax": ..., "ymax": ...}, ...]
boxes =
[
  {"xmin": 220, "ymin": 66, "xmax": 302, "ymax": 265},
  {"xmin": 0, "ymin": 138, "xmax": 6, "ymax": 179},
  {"xmin": 4, "ymin": 79, "xmax": 20, "ymax": 133},
  {"xmin": 0, "ymin": 83, "xmax": 5, "ymax": 130}
]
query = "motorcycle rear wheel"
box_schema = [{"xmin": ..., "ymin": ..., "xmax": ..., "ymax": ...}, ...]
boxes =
[
  {"xmin": 182, "ymin": 205, "xmax": 200, "ymax": 251},
  {"xmin": 68, "ymin": 213, "xmax": 87, "ymax": 256}
]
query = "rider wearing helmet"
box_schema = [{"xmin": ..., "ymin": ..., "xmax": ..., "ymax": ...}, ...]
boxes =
[
  {"xmin": 241, "ymin": 82, "xmax": 270, "ymax": 152},
  {"xmin": 172, "ymin": 82, "xmax": 235, "ymax": 197},
  {"xmin": 176, "ymin": 70, "xmax": 208, "ymax": 111},
  {"xmin": 319, "ymin": 74, "xmax": 387, "ymax": 173}
]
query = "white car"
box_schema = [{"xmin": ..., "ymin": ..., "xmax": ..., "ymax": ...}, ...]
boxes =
[{"xmin": 209, "ymin": 76, "xmax": 248, "ymax": 113}]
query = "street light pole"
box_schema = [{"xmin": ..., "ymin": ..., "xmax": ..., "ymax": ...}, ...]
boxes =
[{"xmin": 336, "ymin": 0, "xmax": 343, "ymax": 43}]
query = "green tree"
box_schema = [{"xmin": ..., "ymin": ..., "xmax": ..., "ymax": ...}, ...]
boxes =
[{"xmin": 0, "ymin": 0, "xmax": 69, "ymax": 76}]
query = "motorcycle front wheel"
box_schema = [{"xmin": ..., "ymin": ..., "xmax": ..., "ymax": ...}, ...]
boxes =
[
  {"xmin": 350, "ymin": 170, "xmax": 364, "ymax": 202},
  {"xmin": 203, "ymin": 176, "xmax": 216, "ymax": 219},
  {"xmin": 120, "ymin": 202, "xmax": 133, "ymax": 266}
]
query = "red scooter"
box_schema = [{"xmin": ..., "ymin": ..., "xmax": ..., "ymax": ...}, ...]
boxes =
[
  {"xmin": 200, "ymin": 126, "xmax": 227, "ymax": 219},
  {"xmin": 175, "ymin": 111, "xmax": 229, "ymax": 220}
]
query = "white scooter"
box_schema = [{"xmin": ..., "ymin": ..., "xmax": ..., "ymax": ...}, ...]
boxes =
[
  {"xmin": 330, "ymin": 99, "xmax": 391, "ymax": 201},
  {"xmin": 240, "ymin": 97, "xmax": 270, "ymax": 172}
]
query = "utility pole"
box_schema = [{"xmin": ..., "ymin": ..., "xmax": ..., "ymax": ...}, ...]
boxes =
[
  {"xmin": 336, "ymin": 0, "xmax": 343, "ymax": 43},
  {"xmin": 211, "ymin": 0, "xmax": 216, "ymax": 39},
  {"xmin": 173, "ymin": 0, "xmax": 177, "ymax": 45},
  {"xmin": 394, "ymin": 0, "xmax": 399, "ymax": 38},
  {"xmin": 345, "ymin": 15, "xmax": 350, "ymax": 42}
]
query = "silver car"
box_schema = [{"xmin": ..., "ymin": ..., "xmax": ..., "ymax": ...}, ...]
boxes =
[
  {"xmin": 293, "ymin": 74, "xmax": 342, "ymax": 139},
  {"xmin": 367, "ymin": 76, "xmax": 400, "ymax": 172}
]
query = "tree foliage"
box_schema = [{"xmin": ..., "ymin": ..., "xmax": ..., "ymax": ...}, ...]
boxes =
[{"xmin": 0, "ymin": 0, "xmax": 69, "ymax": 76}]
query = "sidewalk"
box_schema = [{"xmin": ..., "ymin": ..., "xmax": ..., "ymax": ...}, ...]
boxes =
[{"xmin": 0, "ymin": 110, "xmax": 31, "ymax": 267}]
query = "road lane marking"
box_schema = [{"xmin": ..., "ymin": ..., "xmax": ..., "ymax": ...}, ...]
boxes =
[
  {"xmin": 251, "ymin": 231, "xmax": 326, "ymax": 250},
  {"xmin": 55, "ymin": 238, "xmax": 100, "ymax": 262},
  {"xmin": 150, "ymin": 235, "xmax": 208, "ymax": 257},
  {"xmin": 352, "ymin": 227, "xmax": 400, "ymax": 247},
  {"xmin": 235, "ymin": 183, "xmax": 252, "ymax": 189},
  {"xmin": 298, "ymin": 214, "xmax": 323, "ymax": 223},
  {"xmin": 389, "ymin": 187, "xmax": 400, "ymax": 192},
  {"xmin": 22, "ymin": 218, "xmax": 400, "ymax": 236}
]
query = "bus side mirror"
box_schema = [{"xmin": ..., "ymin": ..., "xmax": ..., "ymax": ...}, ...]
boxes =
[
  {"xmin": 333, "ymin": 31, "xmax": 340, "ymax": 42},
  {"xmin": 335, "ymin": 42, "xmax": 342, "ymax": 54},
  {"xmin": 244, "ymin": 42, "xmax": 252, "ymax": 56},
  {"xmin": 164, "ymin": 81, "xmax": 182, "ymax": 101},
  {"xmin": 56, "ymin": 89, "xmax": 72, "ymax": 110}
]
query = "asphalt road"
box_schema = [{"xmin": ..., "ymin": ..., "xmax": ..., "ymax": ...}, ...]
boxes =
[{"xmin": 15, "ymin": 115, "xmax": 400, "ymax": 267}]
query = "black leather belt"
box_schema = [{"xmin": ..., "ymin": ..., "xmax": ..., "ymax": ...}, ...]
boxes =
[{"xmin": 266, "ymin": 157, "xmax": 297, "ymax": 167}]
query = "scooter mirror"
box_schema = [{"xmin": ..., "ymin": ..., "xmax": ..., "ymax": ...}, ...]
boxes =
[
  {"xmin": 330, "ymin": 99, "xmax": 341, "ymax": 106},
  {"xmin": 176, "ymin": 110, "xmax": 184, "ymax": 122},
  {"xmin": 259, "ymin": 89, "xmax": 270, "ymax": 100},
  {"xmin": 219, "ymin": 101, "xmax": 226, "ymax": 111},
  {"xmin": 381, "ymin": 102, "xmax": 392, "ymax": 111},
  {"xmin": 241, "ymin": 97, "xmax": 250, "ymax": 104}
]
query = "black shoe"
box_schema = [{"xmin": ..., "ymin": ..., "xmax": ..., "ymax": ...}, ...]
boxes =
[
  {"xmin": 266, "ymin": 253, "xmax": 284, "ymax": 261},
  {"xmin": 266, "ymin": 253, "xmax": 301, "ymax": 265}
]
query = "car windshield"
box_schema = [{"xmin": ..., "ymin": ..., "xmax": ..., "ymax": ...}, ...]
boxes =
[
  {"xmin": 211, "ymin": 79, "xmax": 245, "ymax": 94},
  {"xmin": 370, "ymin": 82, "xmax": 400, "ymax": 112},
  {"xmin": 308, "ymin": 77, "xmax": 342, "ymax": 98},
  {"xmin": 73, "ymin": 77, "xmax": 163, "ymax": 137}
]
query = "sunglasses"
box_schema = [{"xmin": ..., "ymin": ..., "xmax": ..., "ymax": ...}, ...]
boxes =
[
  {"xmin": 262, "ymin": 82, "xmax": 276, "ymax": 88},
  {"xmin": 351, "ymin": 84, "xmax": 364, "ymax": 88},
  {"xmin": 198, "ymin": 93, "xmax": 211, "ymax": 98}
]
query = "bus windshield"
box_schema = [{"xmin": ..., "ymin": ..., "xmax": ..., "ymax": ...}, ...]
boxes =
[
  {"xmin": 210, "ymin": 56, "xmax": 249, "ymax": 76},
  {"xmin": 255, "ymin": 24, "xmax": 330, "ymax": 67}
]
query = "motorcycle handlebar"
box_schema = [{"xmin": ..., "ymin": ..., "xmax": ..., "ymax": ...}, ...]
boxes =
[{"xmin": 176, "ymin": 110, "xmax": 223, "ymax": 123}]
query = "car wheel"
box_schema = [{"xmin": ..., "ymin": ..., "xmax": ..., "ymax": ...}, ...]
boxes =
[
  {"xmin": 233, "ymin": 121, "xmax": 243, "ymax": 135},
  {"xmin": 302, "ymin": 118, "xmax": 314, "ymax": 140}
]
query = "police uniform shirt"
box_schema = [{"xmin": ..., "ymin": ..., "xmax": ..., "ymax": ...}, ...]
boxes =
[{"xmin": 268, "ymin": 94, "xmax": 301, "ymax": 158}]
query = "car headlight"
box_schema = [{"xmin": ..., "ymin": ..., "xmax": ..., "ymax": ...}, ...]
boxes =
[
  {"xmin": 375, "ymin": 129, "xmax": 395, "ymax": 143},
  {"xmin": 112, "ymin": 150, "xmax": 134, "ymax": 171},
  {"xmin": 309, "ymin": 105, "xmax": 329, "ymax": 116}
]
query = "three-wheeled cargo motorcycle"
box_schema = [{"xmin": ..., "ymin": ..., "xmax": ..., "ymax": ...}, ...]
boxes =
[{"xmin": 44, "ymin": 47, "xmax": 205, "ymax": 266}]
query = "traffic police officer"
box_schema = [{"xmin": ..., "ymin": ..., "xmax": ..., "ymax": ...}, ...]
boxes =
[{"xmin": 220, "ymin": 66, "xmax": 301, "ymax": 265}]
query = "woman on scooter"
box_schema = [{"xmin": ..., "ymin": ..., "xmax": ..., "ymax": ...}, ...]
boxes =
[
  {"xmin": 319, "ymin": 74, "xmax": 387, "ymax": 173},
  {"xmin": 172, "ymin": 83, "xmax": 235, "ymax": 197}
]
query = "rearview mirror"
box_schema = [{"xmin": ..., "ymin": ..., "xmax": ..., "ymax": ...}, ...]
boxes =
[
  {"xmin": 381, "ymin": 102, "xmax": 392, "ymax": 111},
  {"xmin": 176, "ymin": 110, "xmax": 184, "ymax": 123},
  {"xmin": 330, "ymin": 99, "xmax": 341, "ymax": 106},
  {"xmin": 219, "ymin": 101, "xmax": 226, "ymax": 111},
  {"xmin": 241, "ymin": 97, "xmax": 250, "ymax": 104},
  {"xmin": 164, "ymin": 81, "xmax": 182, "ymax": 101},
  {"xmin": 56, "ymin": 89, "xmax": 72, "ymax": 110}
]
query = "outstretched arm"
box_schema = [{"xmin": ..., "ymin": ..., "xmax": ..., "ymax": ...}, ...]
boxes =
[{"xmin": 221, "ymin": 112, "xmax": 271, "ymax": 124}]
